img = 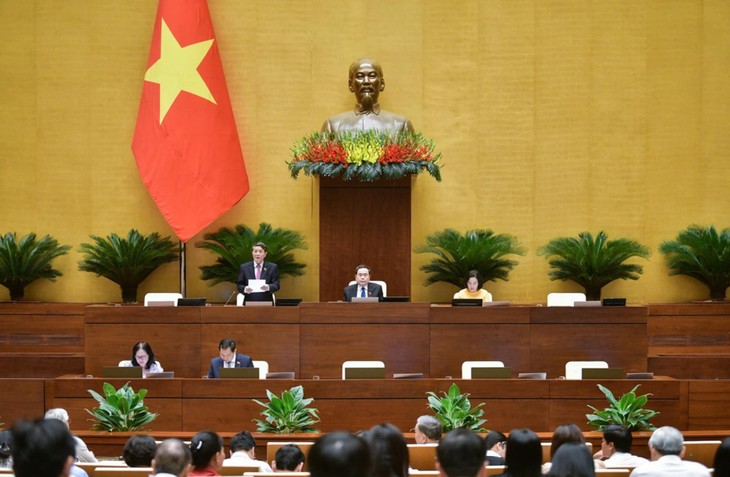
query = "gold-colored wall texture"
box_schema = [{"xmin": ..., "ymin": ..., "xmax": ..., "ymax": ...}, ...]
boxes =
[{"xmin": 0, "ymin": 0, "xmax": 728, "ymax": 304}]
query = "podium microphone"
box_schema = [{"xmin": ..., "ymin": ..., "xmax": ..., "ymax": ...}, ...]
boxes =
[{"xmin": 223, "ymin": 289, "xmax": 237, "ymax": 306}]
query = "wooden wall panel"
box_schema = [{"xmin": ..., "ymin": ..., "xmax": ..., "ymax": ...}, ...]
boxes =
[
  {"xmin": 687, "ymin": 381, "xmax": 730, "ymax": 429},
  {"xmin": 0, "ymin": 378, "xmax": 46, "ymax": 425}
]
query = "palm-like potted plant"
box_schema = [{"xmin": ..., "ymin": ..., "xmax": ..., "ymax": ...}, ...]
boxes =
[
  {"xmin": 426, "ymin": 383, "xmax": 487, "ymax": 432},
  {"xmin": 196, "ymin": 223, "xmax": 307, "ymax": 286},
  {"xmin": 252, "ymin": 385, "xmax": 320, "ymax": 433},
  {"xmin": 415, "ymin": 228, "xmax": 525, "ymax": 291},
  {"xmin": 0, "ymin": 232, "xmax": 71, "ymax": 301},
  {"xmin": 77, "ymin": 229, "xmax": 178, "ymax": 303},
  {"xmin": 86, "ymin": 382, "xmax": 158, "ymax": 431},
  {"xmin": 538, "ymin": 231, "xmax": 650, "ymax": 301},
  {"xmin": 586, "ymin": 384, "xmax": 658, "ymax": 431},
  {"xmin": 659, "ymin": 224, "xmax": 730, "ymax": 301}
]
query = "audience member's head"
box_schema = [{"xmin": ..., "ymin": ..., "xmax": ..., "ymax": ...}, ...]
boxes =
[
  {"xmin": 550, "ymin": 424, "xmax": 585, "ymax": 459},
  {"xmin": 153, "ymin": 438, "xmax": 191, "ymax": 477},
  {"xmin": 273, "ymin": 444, "xmax": 306, "ymax": 472},
  {"xmin": 309, "ymin": 432, "xmax": 370, "ymax": 477},
  {"xmin": 189, "ymin": 431, "xmax": 224, "ymax": 471},
  {"xmin": 11, "ymin": 419, "xmax": 76, "ymax": 477},
  {"xmin": 714, "ymin": 437, "xmax": 730, "ymax": 477},
  {"xmin": 601, "ymin": 425, "xmax": 633, "ymax": 456},
  {"xmin": 43, "ymin": 408, "xmax": 71, "ymax": 428},
  {"xmin": 229, "ymin": 430, "xmax": 256, "ymax": 456},
  {"xmin": 436, "ymin": 429, "xmax": 487, "ymax": 477},
  {"xmin": 485, "ymin": 430, "xmax": 507, "ymax": 458},
  {"xmin": 504, "ymin": 428, "xmax": 543, "ymax": 477},
  {"xmin": 547, "ymin": 443, "xmax": 596, "ymax": 477},
  {"xmin": 0, "ymin": 430, "xmax": 12, "ymax": 467},
  {"xmin": 363, "ymin": 423, "xmax": 409, "ymax": 477},
  {"xmin": 415, "ymin": 416, "xmax": 443, "ymax": 444},
  {"xmin": 648, "ymin": 426, "xmax": 684, "ymax": 458},
  {"xmin": 131, "ymin": 341, "xmax": 157, "ymax": 370},
  {"xmin": 123, "ymin": 435, "xmax": 157, "ymax": 467}
]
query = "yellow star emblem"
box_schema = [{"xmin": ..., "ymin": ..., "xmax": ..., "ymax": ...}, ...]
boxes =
[{"xmin": 144, "ymin": 19, "xmax": 216, "ymax": 124}]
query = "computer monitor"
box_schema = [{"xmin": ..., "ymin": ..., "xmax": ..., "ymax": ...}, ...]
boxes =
[
  {"xmin": 382, "ymin": 296, "xmax": 410, "ymax": 303},
  {"xmin": 451, "ymin": 298, "xmax": 483, "ymax": 307},
  {"xmin": 275, "ymin": 298, "xmax": 302, "ymax": 307},
  {"xmin": 146, "ymin": 371, "xmax": 175, "ymax": 378},
  {"xmin": 177, "ymin": 297, "xmax": 207, "ymax": 306}
]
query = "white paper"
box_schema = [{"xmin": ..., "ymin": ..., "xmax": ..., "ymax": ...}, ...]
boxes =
[{"xmin": 248, "ymin": 279, "xmax": 266, "ymax": 293}]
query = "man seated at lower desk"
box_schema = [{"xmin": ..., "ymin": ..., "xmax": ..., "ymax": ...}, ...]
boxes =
[
  {"xmin": 222, "ymin": 431, "xmax": 272, "ymax": 472},
  {"xmin": 343, "ymin": 264, "xmax": 383, "ymax": 302},
  {"xmin": 594, "ymin": 425, "xmax": 648, "ymax": 468},
  {"xmin": 207, "ymin": 338, "xmax": 253, "ymax": 379}
]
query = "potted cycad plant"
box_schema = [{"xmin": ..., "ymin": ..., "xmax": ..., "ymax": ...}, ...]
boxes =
[
  {"xmin": 0, "ymin": 232, "xmax": 71, "ymax": 301},
  {"xmin": 538, "ymin": 231, "xmax": 650, "ymax": 301},
  {"xmin": 659, "ymin": 224, "xmax": 730, "ymax": 301},
  {"xmin": 252, "ymin": 385, "xmax": 320, "ymax": 433},
  {"xmin": 586, "ymin": 384, "xmax": 658, "ymax": 431},
  {"xmin": 77, "ymin": 229, "xmax": 178, "ymax": 303},
  {"xmin": 86, "ymin": 382, "xmax": 158, "ymax": 431},
  {"xmin": 426, "ymin": 383, "xmax": 487, "ymax": 432}
]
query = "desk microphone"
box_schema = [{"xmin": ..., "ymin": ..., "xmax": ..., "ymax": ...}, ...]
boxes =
[{"xmin": 223, "ymin": 289, "xmax": 237, "ymax": 306}]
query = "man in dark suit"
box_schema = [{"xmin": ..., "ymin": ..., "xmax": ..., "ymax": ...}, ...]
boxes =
[
  {"xmin": 207, "ymin": 338, "xmax": 253, "ymax": 378},
  {"xmin": 343, "ymin": 264, "xmax": 383, "ymax": 302},
  {"xmin": 237, "ymin": 241, "xmax": 280, "ymax": 303}
]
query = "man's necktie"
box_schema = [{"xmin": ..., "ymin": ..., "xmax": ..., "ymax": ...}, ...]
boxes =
[
  {"xmin": 360, "ymin": 287, "xmax": 366, "ymax": 297},
  {"xmin": 255, "ymin": 264, "xmax": 261, "ymax": 280}
]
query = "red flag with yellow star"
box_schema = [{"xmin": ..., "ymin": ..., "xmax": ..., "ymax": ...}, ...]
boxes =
[{"xmin": 132, "ymin": 0, "xmax": 248, "ymax": 242}]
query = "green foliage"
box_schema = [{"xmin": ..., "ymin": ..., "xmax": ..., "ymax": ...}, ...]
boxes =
[
  {"xmin": 0, "ymin": 232, "xmax": 71, "ymax": 301},
  {"xmin": 538, "ymin": 231, "xmax": 650, "ymax": 301},
  {"xmin": 659, "ymin": 224, "xmax": 730, "ymax": 301},
  {"xmin": 196, "ymin": 223, "xmax": 307, "ymax": 286},
  {"xmin": 415, "ymin": 228, "xmax": 525, "ymax": 289},
  {"xmin": 426, "ymin": 383, "xmax": 487, "ymax": 432},
  {"xmin": 252, "ymin": 385, "xmax": 320, "ymax": 433},
  {"xmin": 85, "ymin": 382, "xmax": 158, "ymax": 432},
  {"xmin": 77, "ymin": 229, "xmax": 178, "ymax": 303},
  {"xmin": 586, "ymin": 384, "xmax": 658, "ymax": 431}
]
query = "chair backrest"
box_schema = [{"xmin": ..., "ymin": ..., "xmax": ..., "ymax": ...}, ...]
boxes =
[
  {"xmin": 408, "ymin": 444, "xmax": 439, "ymax": 470},
  {"xmin": 565, "ymin": 361, "xmax": 608, "ymax": 380},
  {"xmin": 266, "ymin": 442, "xmax": 315, "ymax": 471},
  {"xmin": 683, "ymin": 440, "xmax": 722, "ymax": 467},
  {"xmin": 485, "ymin": 466, "xmax": 506, "ymax": 476},
  {"xmin": 243, "ymin": 473, "xmax": 309, "ymax": 477},
  {"xmin": 547, "ymin": 292, "xmax": 586, "ymax": 307},
  {"xmin": 347, "ymin": 280, "xmax": 388, "ymax": 297},
  {"xmin": 94, "ymin": 468, "xmax": 153, "ymax": 477},
  {"xmin": 341, "ymin": 360, "xmax": 385, "ymax": 379},
  {"xmin": 144, "ymin": 292, "xmax": 182, "ymax": 306},
  {"xmin": 222, "ymin": 465, "xmax": 263, "ymax": 475},
  {"xmin": 594, "ymin": 470, "xmax": 631, "ymax": 476},
  {"xmin": 252, "ymin": 360, "xmax": 269, "ymax": 379},
  {"xmin": 461, "ymin": 361, "xmax": 505, "ymax": 379},
  {"xmin": 542, "ymin": 442, "xmax": 593, "ymax": 463}
]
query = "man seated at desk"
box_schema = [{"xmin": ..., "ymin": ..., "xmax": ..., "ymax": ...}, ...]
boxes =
[
  {"xmin": 344, "ymin": 264, "xmax": 383, "ymax": 302},
  {"xmin": 207, "ymin": 338, "xmax": 253, "ymax": 379}
]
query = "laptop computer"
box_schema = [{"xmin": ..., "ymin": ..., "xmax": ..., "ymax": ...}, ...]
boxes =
[
  {"xmin": 146, "ymin": 371, "xmax": 175, "ymax": 378},
  {"xmin": 275, "ymin": 298, "xmax": 302, "ymax": 307},
  {"xmin": 602, "ymin": 297, "xmax": 627, "ymax": 306},
  {"xmin": 581, "ymin": 368, "xmax": 624, "ymax": 379},
  {"xmin": 471, "ymin": 367, "xmax": 513, "ymax": 379},
  {"xmin": 344, "ymin": 367, "xmax": 386, "ymax": 379},
  {"xmin": 574, "ymin": 301, "xmax": 603, "ymax": 307},
  {"xmin": 177, "ymin": 297, "xmax": 207, "ymax": 306},
  {"xmin": 482, "ymin": 301, "xmax": 510, "ymax": 307},
  {"xmin": 351, "ymin": 297, "xmax": 379, "ymax": 303},
  {"xmin": 146, "ymin": 300, "xmax": 176, "ymax": 307},
  {"xmin": 518, "ymin": 372, "xmax": 547, "ymax": 380},
  {"xmin": 451, "ymin": 298, "xmax": 483, "ymax": 307},
  {"xmin": 219, "ymin": 367, "xmax": 260, "ymax": 379},
  {"xmin": 382, "ymin": 296, "xmax": 410, "ymax": 303},
  {"xmin": 103, "ymin": 366, "xmax": 143, "ymax": 378},
  {"xmin": 244, "ymin": 301, "xmax": 273, "ymax": 307},
  {"xmin": 266, "ymin": 371, "xmax": 296, "ymax": 379},
  {"xmin": 626, "ymin": 372, "xmax": 654, "ymax": 379}
]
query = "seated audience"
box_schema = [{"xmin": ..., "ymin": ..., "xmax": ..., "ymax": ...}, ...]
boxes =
[
  {"xmin": 362, "ymin": 423, "xmax": 409, "ymax": 477},
  {"xmin": 714, "ymin": 437, "xmax": 730, "ymax": 477},
  {"xmin": 222, "ymin": 430, "xmax": 272, "ymax": 471},
  {"xmin": 123, "ymin": 434, "xmax": 158, "ymax": 467},
  {"xmin": 485, "ymin": 430, "xmax": 507, "ymax": 465},
  {"xmin": 207, "ymin": 337, "xmax": 253, "ymax": 378},
  {"xmin": 272, "ymin": 444, "xmax": 305, "ymax": 472},
  {"xmin": 11, "ymin": 418, "xmax": 77, "ymax": 477},
  {"xmin": 344, "ymin": 264, "xmax": 384, "ymax": 302},
  {"xmin": 492, "ymin": 428, "xmax": 543, "ymax": 477},
  {"xmin": 0, "ymin": 429, "xmax": 12, "ymax": 468},
  {"xmin": 414, "ymin": 415, "xmax": 443, "ymax": 444},
  {"xmin": 44, "ymin": 408, "xmax": 98, "ymax": 463},
  {"xmin": 189, "ymin": 431, "xmax": 225, "ymax": 476},
  {"xmin": 152, "ymin": 438, "xmax": 192, "ymax": 477},
  {"xmin": 436, "ymin": 429, "xmax": 487, "ymax": 477},
  {"xmin": 547, "ymin": 443, "xmax": 595, "ymax": 477},
  {"xmin": 119, "ymin": 341, "xmax": 164, "ymax": 377},
  {"xmin": 309, "ymin": 432, "xmax": 371, "ymax": 477},
  {"xmin": 453, "ymin": 270, "xmax": 492, "ymax": 302},
  {"xmin": 630, "ymin": 426, "xmax": 710, "ymax": 477},
  {"xmin": 593, "ymin": 425, "xmax": 648, "ymax": 468},
  {"xmin": 543, "ymin": 424, "xmax": 585, "ymax": 474}
]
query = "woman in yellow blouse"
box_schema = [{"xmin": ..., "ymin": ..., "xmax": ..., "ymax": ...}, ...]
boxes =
[{"xmin": 453, "ymin": 270, "xmax": 493, "ymax": 302}]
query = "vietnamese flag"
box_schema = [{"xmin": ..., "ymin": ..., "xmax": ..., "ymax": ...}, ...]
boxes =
[{"xmin": 132, "ymin": 0, "xmax": 249, "ymax": 242}]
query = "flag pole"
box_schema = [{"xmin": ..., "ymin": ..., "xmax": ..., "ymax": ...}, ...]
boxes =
[{"xmin": 179, "ymin": 241, "xmax": 186, "ymax": 297}]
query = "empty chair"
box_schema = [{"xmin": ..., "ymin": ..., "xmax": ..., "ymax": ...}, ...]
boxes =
[
  {"xmin": 461, "ymin": 361, "xmax": 505, "ymax": 379},
  {"xmin": 347, "ymin": 280, "xmax": 388, "ymax": 297},
  {"xmin": 565, "ymin": 360, "xmax": 608, "ymax": 380},
  {"xmin": 342, "ymin": 360, "xmax": 385, "ymax": 379},
  {"xmin": 547, "ymin": 292, "xmax": 586, "ymax": 307},
  {"xmin": 252, "ymin": 360, "xmax": 269, "ymax": 379},
  {"xmin": 143, "ymin": 292, "xmax": 182, "ymax": 306}
]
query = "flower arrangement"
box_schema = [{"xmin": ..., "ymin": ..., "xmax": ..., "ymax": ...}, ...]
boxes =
[{"xmin": 288, "ymin": 130, "xmax": 442, "ymax": 182}]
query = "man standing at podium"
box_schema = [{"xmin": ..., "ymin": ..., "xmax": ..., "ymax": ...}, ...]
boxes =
[
  {"xmin": 237, "ymin": 242, "xmax": 280, "ymax": 303},
  {"xmin": 344, "ymin": 265, "xmax": 383, "ymax": 302}
]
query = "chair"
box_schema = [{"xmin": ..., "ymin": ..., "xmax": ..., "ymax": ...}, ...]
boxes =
[
  {"xmin": 565, "ymin": 361, "xmax": 608, "ymax": 380},
  {"xmin": 94, "ymin": 468, "xmax": 153, "ymax": 477},
  {"xmin": 594, "ymin": 470, "xmax": 630, "ymax": 476},
  {"xmin": 252, "ymin": 360, "xmax": 269, "ymax": 379},
  {"xmin": 266, "ymin": 442, "xmax": 315, "ymax": 471},
  {"xmin": 342, "ymin": 360, "xmax": 385, "ymax": 379},
  {"xmin": 683, "ymin": 440, "xmax": 722, "ymax": 467},
  {"xmin": 547, "ymin": 292, "xmax": 586, "ymax": 307},
  {"xmin": 461, "ymin": 361, "xmax": 505, "ymax": 379},
  {"xmin": 485, "ymin": 466, "xmax": 506, "ymax": 476},
  {"xmin": 143, "ymin": 292, "xmax": 182, "ymax": 306},
  {"xmin": 237, "ymin": 292, "xmax": 275, "ymax": 306},
  {"xmin": 347, "ymin": 280, "xmax": 388, "ymax": 297},
  {"xmin": 222, "ymin": 465, "xmax": 263, "ymax": 476},
  {"xmin": 408, "ymin": 444, "xmax": 439, "ymax": 470}
]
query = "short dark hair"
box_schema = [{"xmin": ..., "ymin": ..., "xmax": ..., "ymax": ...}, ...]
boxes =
[
  {"xmin": 416, "ymin": 416, "xmax": 443, "ymax": 441},
  {"xmin": 123, "ymin": 435, "xmax": 157, "ymax": 467},
  {"xmin": 504, "ymin": 428, "xmax": 542, "ymax": 477},
  {"xmin": 275, "ymin": 444, "xmax": 305, "ymax": 471},
  {"xmin": 154, "ymin": 438, "xmax": 191, "ymax": 476},
  {"xmin": 230, "ymin": 430, "xmax": 256, "ymax": 453},
  {"xmin": 309, "ymin": 432, "xmax": 370, "ymax": 477},
  {"xmin": 131, "ymin": 341, "xmax": 157, "ymax": 370},
  {"xmin": 355, "ymin": 264, "xmax": 371, "ymax": 274},
  {"xmin": 714, "ymin": 437, "xmax": 730, "ymax": 477},
  {"xmin": 548, "ymin": 443, "xmax": 595, "ymax": 477},
  {"xmin": 466, "ymin": 270, "xmax": 482, "ymax": 288},
  {"xmin": 603, "ymin": 425, "xmax": 632, "ymax": 453},
  {"xmin": 219, "ymin": 338, "xmax": 237, "ymax": 352},
  {"xmin": 190, "ymin": 431, "xmax": 223, "ymax": 469},
  {"xmin": 0, "ymin": 430, "xmax": 12, "ymax": 466},
  {"xmin": 550, "ymin": 424, "xmax": 585, "ymax": 458},
  {"xmin": 485, "ymin": 430, "xmax": 507, "ymax": 450},
  {"xmin": 363, "ymin": 423, "xmax": 409, "ymax": 477},
  {"xmin": 11, "ymin": 419, "xmax": 76, "ymax": 477},
  {"xmin": 437, "ymin": 429, "xmax": 487, "ymax": 477},
  {"xmin": 253, "ymin": 242, "xmax": 267, "ymax": 252}
]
